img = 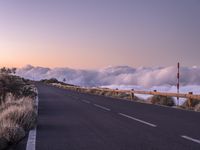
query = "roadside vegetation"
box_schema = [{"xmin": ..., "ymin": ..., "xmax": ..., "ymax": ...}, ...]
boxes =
[
  {"xmin": 147, "ymin": 95, "xmax": 175, "ymax": 106},
  {"xmin": 41, "ymin": 78, "xmax": 75, "ymax": 87},
  {"xmin": 0, "ymin": 69, "xmax": 37, "ymax": 150},
  {"xmin": 42, "ymin": 78, "xmax": 200, "ymax": 112},
  {"xmin": 41, "ymin": 78, "xmax": 140, "ymax": 101},
  {"xmin": 181, "ymin": 98, "xmax": 200, "ymax": 111}
]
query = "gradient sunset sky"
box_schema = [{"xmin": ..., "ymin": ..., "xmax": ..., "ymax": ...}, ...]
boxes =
[{"xmin": 0, "ymin": 0, "xmax": 200, "ymax": 69}]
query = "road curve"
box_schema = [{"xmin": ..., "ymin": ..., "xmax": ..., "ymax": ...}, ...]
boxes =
[{"xmin": 15, "ymin": 83, "xmax": 200, "ymax": 150}]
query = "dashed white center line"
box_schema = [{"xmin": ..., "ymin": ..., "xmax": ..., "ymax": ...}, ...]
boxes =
[
  {"xmin": 118, "ymin": 113, "xmax": 157, "ymax": 128},
  {"xmin": 181, "ymin": 135, "xmax": 200, "ymax": 144},
  {"xmin": 94, "ymin": 104, "xmax": 111, "ymax": 111},
  {"xmin": 81, "ymin": 100, "xmax": 91, "ymax": 104}
]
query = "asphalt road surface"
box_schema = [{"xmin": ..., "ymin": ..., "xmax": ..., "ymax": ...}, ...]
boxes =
[{"xmin": 15, "ymin": 83, "xmax": 200, "ymax": 150}]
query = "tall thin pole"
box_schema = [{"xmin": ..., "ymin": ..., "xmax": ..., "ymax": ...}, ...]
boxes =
[{"xmin": 177, "ymin": 62, "xmax": 180, "ymax": 106}]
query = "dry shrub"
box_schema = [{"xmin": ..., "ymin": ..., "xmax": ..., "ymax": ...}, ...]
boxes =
[
  {"xmin": 41, "ymin": 78, "xmax": 59, "ymax": 84},
  {"xmin": 104, "ymin": 91, "xmax": 114, "ymax": 97},
  {"xmin": 0, "ymin": 74, "xmax": 36, "ymax": 103},
  {"xmin": 117, "ymin": 93, "xmax": 131, "ymax": 99},
  {"xmin": 0, "ymin": 119, "xmax": 25, "ymax": 144},
  {"xmin": 88, "ymin": 89, "xmax": 99, "ymax": 94},
  {"xmin": 82, "ymin": 88, "xmax": 91, "ymax": 93},
  {"xmin": 98, "ymin": 90, "xmax": 107, "ymax": 96},
  {"xmin": 194, "ymin": 103, "xmax": 200, "ymax": 112},
  {"xmin": 0, "ymin": 74, "xmax": 37, "ymax": 149},
  {"xmin": 0, "ymin": 96, "xmax": 37, "ymax": 149},
  {"xmin": 0, "ymin": 103, "xmax": 37, "ymax": 131},
  {"xmin": 0, "ymin": 137, "xmax": 8, "ymax": 150},
  {"xmin": 181, "ymin": 99, "xmax": 200, "ymax": 111},
  {"xmin": 148, "ymin": 95, "xmax": 175, "ymax": 106},
  {"xmin": 181, "ymin": 99, "xmax": 200, "ymax": 108}
]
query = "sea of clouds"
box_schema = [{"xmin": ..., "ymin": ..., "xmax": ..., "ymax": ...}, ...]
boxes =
[{"xmin": 16, "ymin": 65, "xmax": 200, "ymax": 103}]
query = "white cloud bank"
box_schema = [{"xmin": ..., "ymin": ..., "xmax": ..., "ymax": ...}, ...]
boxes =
[
  {"xmin": 16, "ymin": 65, "xmax": 200, "ymax": 101},
  {"xmin": 16, "ymin": 65, "xmax": 200, "ymax": 87}
]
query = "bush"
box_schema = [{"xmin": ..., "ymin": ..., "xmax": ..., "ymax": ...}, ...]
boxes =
[
  {"xmin": 0, "ymin": 102, "xmax": 37, "ymax": 131},
  {"xmin": 117, "ymin": 93, "xmax": 132, "ymax": 99},
  {"xmin": 0, "ymin": 119, "xmax": 25, "ymax": 144},
  {"xmin": 194, "ymin": 103, "xmax": 200, "ymax": 112},
  {"xmin": 41, "ymin": 78, "xmax": 59, "ymax": 84},
  {"xmin": 148, "ymin": 95, "xmax": 175, "ymax": 106},
  {"xmin": 182, "ymin": 99, "xmax": 200, "ymax": 108},
  {"xmin": 0, "ymin": 96, "xmax": 37, "ymax": 148},
  {"xmin": 0, "ymin": 74, "xmax": 37, "ymax": 149},
  {"xmin": 0, "ymin": 75, "xmax": 36, "ymax": 104}
]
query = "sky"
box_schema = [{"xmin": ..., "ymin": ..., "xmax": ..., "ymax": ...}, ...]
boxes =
[{"xmin": 0, "ymin": 0, "xmax": 200, "ymax": 69}]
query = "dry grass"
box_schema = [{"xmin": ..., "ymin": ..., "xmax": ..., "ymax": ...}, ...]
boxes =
[
  {"xmin": 50, "ymin": 82, "xmax": 140, "ymax": 101},
  {"xmin": 181, "ymin": 98, "xmax": 200, "ymax": 112},
  {"xmin": 194, "ymin": 103, "xmax": 200, "ymax": 112},
  {"xmin": 0, "ymin": 74, "xmax": 37, "ymax": 149},
  {"xmin": 148, "ymin": 95, "xmax": 175, "ymax": 106},
  {"xmin": 182, "ymin": 98, "xmax": 200, "ymax": 108},
  {"xmin": 48, "ymin": 80, "xmax": 200, "ymax": 111},
  {"xmin": 0, "ymin": 97, "xmax": 37, "ymax": 131}
]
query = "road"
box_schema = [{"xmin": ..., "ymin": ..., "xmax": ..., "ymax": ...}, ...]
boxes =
[{"xmin": 15, "ymin": 83, "xmax": 200, "ymax": 150}]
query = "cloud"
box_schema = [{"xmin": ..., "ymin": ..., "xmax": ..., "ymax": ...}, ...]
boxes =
[
  {"xmin": 16, "ymin": 65, "xmax": 200, "ymax": 89},
  {"xmin": 16, "ymin": 64, "xmax": 200, "ymax": 105}
]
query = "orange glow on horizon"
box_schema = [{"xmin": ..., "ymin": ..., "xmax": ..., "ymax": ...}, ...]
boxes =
[{"xmin": 0, "ymin": 1, "xmax": 199, "ymax": 68}]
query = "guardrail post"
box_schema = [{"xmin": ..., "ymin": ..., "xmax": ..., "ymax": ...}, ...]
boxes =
[
  {"xmin": 116, "ymin": 88, "xmax": 118, "ymax": 96},
  {"xmin": 188, "ymin": 92, "xmax": 193, "ymax": 108},
  {"xmin": 130, "ymin": 89, "xmax": 135, "ymax": 100}
]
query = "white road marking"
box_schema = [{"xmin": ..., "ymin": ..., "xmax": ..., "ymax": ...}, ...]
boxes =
[
  {"xmin": 81, "ymin": 100, "xmax": 91, "ymax": 104},
  {"xmin": 26, "ymin": 90, "xmax": 39, "ymax": 150},
  {"xmin": 181, "ymin": 135, "xmax": 200, "ymax": 144},
  {"xmin": 26, "ymin": 128, "xmax": 37, "ymax": 150},
  {"xmin": 94, "ymin": 104, "xmax": 111, "ymax": 111},
  {"xmin": 118, "ymin": 113, "xmax": 157, "ymax": 127}
]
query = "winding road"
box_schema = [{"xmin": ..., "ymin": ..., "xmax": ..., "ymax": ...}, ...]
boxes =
[{"xmin": 15, "ymin": 83, "xmax": 200, "ymax": 150}]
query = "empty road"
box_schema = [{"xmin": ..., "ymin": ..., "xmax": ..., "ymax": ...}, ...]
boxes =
[{"xmin": 16, "ymin": 83, "xmax": 200, "ymax": 150}]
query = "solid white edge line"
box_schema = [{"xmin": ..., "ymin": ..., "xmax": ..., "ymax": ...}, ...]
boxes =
[
  {"xmin": 81, "ymin": 100, "xmax": 90, "ymax": 104},
  {"xmin": 119, "ymin": 113, "xmax": 157, "ymax": 127},
  {"xmin": 26, "ymin": 89, "xmax": 38, "ymax": 150},
  {"xmin": 26, "ymin": 129, "xmax": 37, "ymax": 150},
  {"xmin": 94, "ymin": 104, "xmax": 111, "ymax": 111},
  {"xmin": 181, "ymin": 135, "xmax": 200, "ymax": 144}
]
